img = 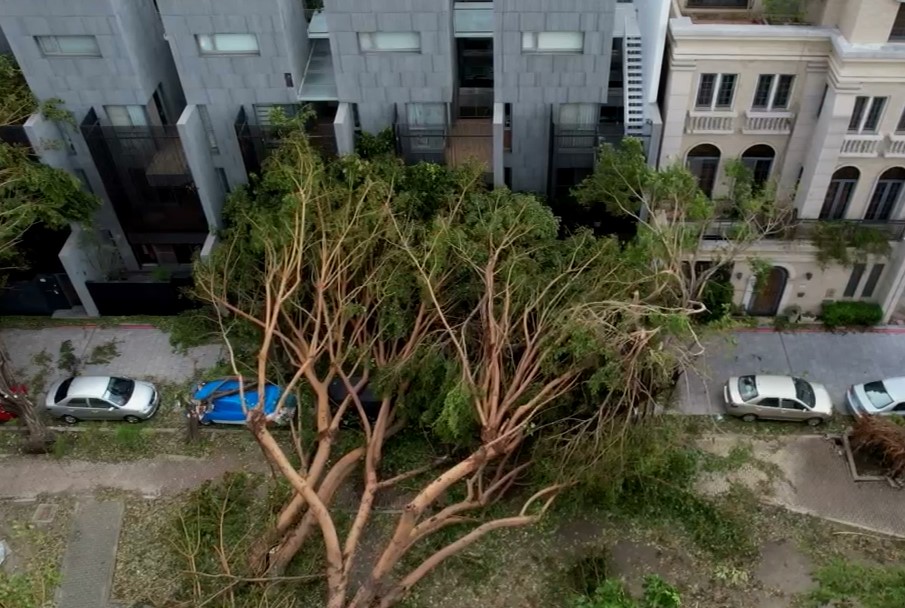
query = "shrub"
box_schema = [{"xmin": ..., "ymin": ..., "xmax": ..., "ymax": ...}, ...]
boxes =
[{"xmin": 820, "ymin": 301, "xmax": 883, "ymax": 329}]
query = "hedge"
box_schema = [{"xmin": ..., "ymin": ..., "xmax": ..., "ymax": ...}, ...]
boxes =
[{"xmin": 820, "ymin": 301, "xmax": 883, "ymax": 329}]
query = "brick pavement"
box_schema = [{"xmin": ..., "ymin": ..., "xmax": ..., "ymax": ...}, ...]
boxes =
[{"xmin": 57, "ymin": 499, "xmax": 124, "ymax": 608}]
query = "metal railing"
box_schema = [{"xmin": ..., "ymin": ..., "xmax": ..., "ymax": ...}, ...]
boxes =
[
  {"xmin": 701, "ymin": 217, "xmax": 905, "ymax": 242},
  {"xmin": 234, "ymin": 106, "xmax": 337, "ymax": 176}
]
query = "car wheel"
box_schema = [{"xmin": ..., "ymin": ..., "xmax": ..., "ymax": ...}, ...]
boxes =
[
  {"xmin": 199, "ymin": 418, "xmax": 213, "ymax": 426},
  {"xmin": 741, "ymin": 414, "xmax": 757, "ymax": 423},
  {"xmin": 806, "ymin": 417, "xmax": 823, "ymax": 427},
  {"xmin": 123, "ymin": 415, "xmax": 141, "ymax": 424},
  {"xmin": 61, "ymin": 415, "xmax": 79, "ymax": 425}
]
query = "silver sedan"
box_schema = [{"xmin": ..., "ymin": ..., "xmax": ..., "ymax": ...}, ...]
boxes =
[{"xmin": 44, "ymin": 376, "xmax": 159, "ymax": 424}]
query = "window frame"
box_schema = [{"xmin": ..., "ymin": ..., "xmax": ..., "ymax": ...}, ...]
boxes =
[
  {"xmin": 521, "ymin": 31, "xmax": 584, "ymax": 54},
  {"xmin": 695, "ymin": 73, "xmax": 737, "ymax": 111},
  {"xmin": 358, "ymin": 31, "xmax": 422, "ymax": 53},
  {"xmin": 865, "ymin": 178, "xmax": 904, "ymax": 221},
  {"xmin": 861, "ymin": 263, "xmax": 885, "ymax": 299},
  {"xmin": 756, "ymin": 397, "xmax": 781, "ymax": 408},
  {"xmin": 196, "ymin": 33, "xmax": 260, "ymax": 56},
  {"xmin": 844, "ymin": 263, "xmax": 867, "ymax": 298},
  {"xmin": 819, "ymin": 168, "xmax": 860, "ymax": 220},
  {"xmin": 751, "ymin": 74, "xmax": 795, "ymax": 111},
  {"xmin": 104, "ymin": 105, "xmax": 149, "ymax": 128},
  {"xmin": 36, "ymin": 35, "xmax": 101, "ymax": 58},
  {"xmin": 848, "ymin": 96, "xmax": 887, "ymax": 134}
]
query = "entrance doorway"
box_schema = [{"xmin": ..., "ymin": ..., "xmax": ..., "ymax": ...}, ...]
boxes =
[{"xmin": 748, "ymin": 266, "xmax": 788, "ymax": 316}]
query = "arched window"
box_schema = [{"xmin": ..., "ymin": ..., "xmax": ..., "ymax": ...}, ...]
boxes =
[
  {"xmin": 820, "ymin": 167, "xmax": 860, "ymax": 220},
  {"xmin": 865, "ymin": 167, "xmax": 905, "ymax": 221},
  {"xmin": 741, "ymin": 144, "xmax": 776, "ymax": 189},
  {"xmin": 686, "ymin": 144, "xmax": 721, "ymax": 197}
]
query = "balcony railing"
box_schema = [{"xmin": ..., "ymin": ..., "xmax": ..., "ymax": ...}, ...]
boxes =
[
  {"xmin": 702, "ymin": 217, "xmax": 905, "ymax": 242},
  {"xmin": 80, "ymin": 108, "xmax": 207, "ymax": 235},
  {"xmin": 395, "ymin": 120, "xmax": 493, "ymax": 171},
  {"xmin": 298, "ymin": 39, "xmax": 337, "ymax": 100},
  {"xmin": 742, "ymin": 110, "xmax": 794, "ymax": 134},
  {"xmin": 305, "ymin": 8, "xmax": 327, "ymax": 38},
  {"xmin": 685, "ymin": 111, "xmax": 736, "ymax": 134},
  {"xmin": 885, "ymin": 134, "xmax": 905, "ymax": 158},
  {"xmin": 234, "ymin": 105, "xmax": 337, "ymax": 176},
  {"xmin": 840, "ymin": 134, "xmax": 882, "ymax": 158}
]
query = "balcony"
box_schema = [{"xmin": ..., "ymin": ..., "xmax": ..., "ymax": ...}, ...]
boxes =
[
  {"xmin": 685, "ymin": 111, "xmax": 736, "ymax": 134},
  {"xmin": 298, "ymin": 39, "xmax": 337, "ymax": 100},
  {"xmin": 395, "ymin": 119, "xmax": 493, "ymax": 171},
  {"xmin": 305, "ymin": 4, "xmax": 327, "ymax": 39},
  {"xmin": 885, "ymin": 134, "xmax": 905, "ymax": 158},
  {"xmin": 80, "ymin": 109, "xmax": 207, "ymax": 236},
  {"xmin": 840, "ymin": 134, "xmax": 882, "ymax": 158},
  {"xmin": 678, "ymin": 0, "xmax": 822, "ymax": 25},
  {"xmin": 742, "ymin": 110, "xmax": 794, "ymax": 134},
  {"xmin": 454, "ymin": 2, "xmax": 493, "ymax": 38},
  {"xmin": 702, "ymin": 217, "xmax": 905, "ymax": 242},
  {"xmin": 234, "ymin": 104, "xmax": 337, "ymax": 176}
]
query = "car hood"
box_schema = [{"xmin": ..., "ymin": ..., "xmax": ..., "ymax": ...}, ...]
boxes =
[
  {"xmin": 124, "ymin": 381, "xmax": 156, "ymax": 412},
  {"xmin": 850, "ymin": 384, "xmax": 884, "ymax": 414}
]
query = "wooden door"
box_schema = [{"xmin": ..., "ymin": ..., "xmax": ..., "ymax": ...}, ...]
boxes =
[{"xmin": 748, "ymin": 266, "xmax": 788, "ymax": 316}]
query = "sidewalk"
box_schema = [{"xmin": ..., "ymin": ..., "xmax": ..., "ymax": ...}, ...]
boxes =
[
  {"xmin": 676, "ymin": 329, "xmax": 905, "ymax": 415},
  {"xmin": 57, "ymin": 499, "xmax": 124, "ymax": 608}
]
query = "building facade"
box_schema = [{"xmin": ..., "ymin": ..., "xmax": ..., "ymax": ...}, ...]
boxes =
[
  {"xmin": 660, "ymin": 0, "xmax": 905, "ymax": 321},
  {"xmin": 0, "ymin": 0, "xmax": 669, "ymax": 316}
]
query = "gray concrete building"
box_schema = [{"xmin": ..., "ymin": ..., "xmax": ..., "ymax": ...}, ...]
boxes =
[{"xmin": 0, "ymin": 0, "xmax": 670, "ymax": 316}]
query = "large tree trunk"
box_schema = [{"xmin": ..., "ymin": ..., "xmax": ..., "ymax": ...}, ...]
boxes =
[{"xmin": 0, "ymin": 344, "xmax": 54, "ymax": 453}]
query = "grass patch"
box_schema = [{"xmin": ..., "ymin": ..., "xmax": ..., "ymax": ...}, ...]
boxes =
[
  {"xmin": 805, "ymin": 559, "xmax": 905, "ymax": 608},
  {"xmin": 113, "ymin": 425, "xmax": 148, "ymax": 451}
]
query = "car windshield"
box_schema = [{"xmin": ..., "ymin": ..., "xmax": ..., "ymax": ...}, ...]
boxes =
[
  {"xmin": 793, "ymin": 378, "xmax": 815, "ymax": 408},
  {"xmin": 54, "ymin": 377, "xmax": 74, "ymax": 403},
  {"xmin": 864, "ymin": 381, "xmax": 893, "ymax": 409},
  {"xmin": 738, "ymin": 376, "xmax": 758, "ymax": 401},
  {"xmin": 104, "ymin": 377, "xmax": 135, "ymax": 407}
]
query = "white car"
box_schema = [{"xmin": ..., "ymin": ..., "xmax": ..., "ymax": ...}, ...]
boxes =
[
  {"xmin": 723, "ymin": 375, "xmax": 833, "ymax": 425},
  {"xmin": 847, "ymin": 378, "xmax": 905, "ymax": 417}
]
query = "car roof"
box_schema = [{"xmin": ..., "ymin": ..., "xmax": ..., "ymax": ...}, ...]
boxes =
[
  {"xmin": 66, "ymin": 376, "xmax": 112, "ymax": 398},
  {"xmin": 873, "ymin": 377, "xmax": 905, "ymax": 400},
  {"xmin": 754, "ymin": 375, "xmax": 797, "ymax": 399}
]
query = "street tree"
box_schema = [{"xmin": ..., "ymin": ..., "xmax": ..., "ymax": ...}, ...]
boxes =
[
  {"xmin": 0, "ymin": 53, "xmax": 98, "ymax": 451},
  {"xmin": 195, "ymin": 126, "xmax": 719, "ymax": 607}
]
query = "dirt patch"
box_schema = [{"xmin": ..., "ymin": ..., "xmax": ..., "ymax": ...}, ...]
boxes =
[{"xmin": 755, "ymin": 539, "xmax": 815, "ymax": 603}]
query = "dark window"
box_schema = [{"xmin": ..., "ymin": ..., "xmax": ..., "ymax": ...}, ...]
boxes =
[
  {"xmin": 849, "ymin": 96, "xmax": 868, "ymax": 131},
  {"xmin": 752, "ymin": 75, "xmax": 773, "ymax": 109},
  {"xmin": 104, "ymin": 377, "xmax": 135, "ymax": 407},
  {"xmin": 687, "ymin": 0, "xmax": 748, "ymax": 6},
  {"xmin": 696, "ymin": 74, "xmax": 716, "ymax": 108},
  {"xmin": 816, "ymin": 84, "xmax": 828, "ymax": 118},
  {"xmin": 861, "ymin": 264, "xmax": 885, "ymax": 298},
  {"xmin": 865, "ymin": 97, "xmax": 887, "ymax": 131},
  {"xmin": 890, "ymin": 5, "xmax": 905, "ymax": 42},
  {"xmin": 66, "ymin": 398, "xmax": 90, "ymax": 408},
  {"xmin": 864, "ymin": 381, "xmax": 893, "ymax": 409},
  {"xmin": 741, "ymin": 144, "xmax": 775, "ymax": 188},
  {"xmin": 844, "ymin": 263, "xmax": 866, "ymax": 298},
  {"xmin": 686, "ymin": 144, "xmax": 721, "ymax": 197},
  {"xmin": 774, "ymin": 75, "xmax": 794, "ymax": 109},
  {"xmin": 715, "ymin": 74, "xmax": 736, "ymax": 108},
  {"xmin": 54, "ymin": 378, "xmax": 74, "ymax": 403},
  {"xmin": 793, "ymin": 377, "xmax": 816, "ymax": 407},
  {"xmin": 820, "ymin": 166, "xmax": 859, "ymax": 219},
  {"xmin": 781, "ymin": 399, "xmax": 806, "ymax": 411},
  {"xmin": 850, "ymin": 96, "xmax": 887, "ymax": 133},
  {"xmin": 88, "ymin": 398, "xmax": 112, "ymax": 409},
  {"xmin": 865, "ymin": 167, "xmax": 905, "ymax": 221},
  {"xmin": 898, "ymin": 108, "xmax": 905, "ymax": 133},
  {"xmin": 757, "ymin": 397, "xmax": 781, "ymax": 408},
  {"xmin": 893, "ymin": 402, "xmax": 905, "ymax": 412},
  {"xmin": 738, "ymin": 376, "xmax": 758, "ymax": 400}
]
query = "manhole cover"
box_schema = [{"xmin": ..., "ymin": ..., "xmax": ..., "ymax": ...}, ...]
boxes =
[{"xmin": 31, "ymin": 503, "xmax": 57, "ymax": 525}]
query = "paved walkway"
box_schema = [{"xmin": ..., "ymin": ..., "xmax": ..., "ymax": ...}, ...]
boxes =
[
  {"xmin": 1, "ymin": 325, "xmax": 222, "ymax": 391},
  {"xmin": 57, "ymin": 499, "xmax": 124, "ymax": 608},
  {"xmin": 676, "ymin": 328, "xmax": 905, "ymax": 415},
  {"xmin": 0, "ymin": 454, "xmax": 268, "ymax": 499}
]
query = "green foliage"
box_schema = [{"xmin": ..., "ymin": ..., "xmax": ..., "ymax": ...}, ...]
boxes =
[
  {"xmin": 820, "ymin": 301, "xmax": 883, "ymax": 329},
  {"xmin": 806, "ymin": 560, "xmax": 905, "ymax": 608},
  {"xmin": 432, "ymin": 381, "xmax": 477, "ymax": 446},
  {"xmin": 748, "ymin": 257, "xmax": 772, "ymax": 292},
  {"xmin": 355, "ymin": 127, "xmax": 396, "ymax": 158},
  {"xmin": 763, "ymin": 0, "xmax": 805, "ymax": 24},
  {"xmin": 57, "ymin": 339, "xmax": 79, "ymax": 374},
  {"xmin": 160, "ymin": 308, "xmax": 222, "ymax": 353},
  {"xmin": 571, "ymin": 576, "xmax": 682, "ymax": 608},
  {"xmin": 113, "ymin": 425, "xmax": 147, "ymax": 451},
  {"xmin": 698, "ymin": 266, "xmax": 734, "ymax": 325},
  {"xmin": 811, "ymin": 221, "xmax": 891, "ymax": 268},
  {"xmin": 150, "ymin": 266, "xmax": 172, "ymax": 282},
  {"xmin": 86, "ymin": 339, "xmax": 120, "ymax": 366},
  {"xmin": 0, "ymin": 52, "xmax": 37, "ymax": 124}
]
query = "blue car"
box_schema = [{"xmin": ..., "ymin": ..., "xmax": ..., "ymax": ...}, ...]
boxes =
[{"xmin": 190, "ymin": 377, "xmax": 296, "ymax": 425}]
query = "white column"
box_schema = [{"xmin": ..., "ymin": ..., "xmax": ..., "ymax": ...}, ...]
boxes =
[
  {"xmin": 794, "ymin": 79, "xmax": 860, "ymax": 218},
  {"xmin": 657, "ymin": 57, "xmax": 696, "ymax": 168},
  {"xmin": 777, "ymin": 62, "xmax": 827, "ymax": 200},
  {"xmin": 492, "ymin": 102, "xmax": 505, "ymax": 187},
  {"xmin": 333, "ymin": 102, "xmax": 356, "ymax": 157}
]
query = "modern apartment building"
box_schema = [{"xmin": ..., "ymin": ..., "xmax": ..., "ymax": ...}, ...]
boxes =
[
  {"xmin": 660, "ymin": 0, "xmax": 905, "ymax": 321},
  {"xmin": 0, "ymin": 0, "xmax": 670, "ymax": 316}
]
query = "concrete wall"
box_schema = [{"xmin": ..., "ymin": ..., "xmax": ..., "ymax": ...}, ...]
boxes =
[
  {"xmin": 494, "ymin": 0, "xmax": 617, "ymax": 193},
  {"xmin": 0, "ymin": 23, "xmax": 10, "ymax": 54},
  {"xmin": 633, "ymin": 0, "xmax": 669, "ymax": 105},
  {"xmin": 178, "ymin": 105, "xmax": 225, "ymax": 232},
  {"xmin": 324, "ymin": 0, "xmax": 454, "ymax": 132},
  {"xmin": 157, "ymin": 0, "xmax": 307, "ymax": 189}
]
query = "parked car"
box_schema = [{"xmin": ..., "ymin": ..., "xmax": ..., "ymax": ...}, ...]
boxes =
[
  {"xmin": 846, "ymin": 378, "xmax": 905, "ymax": 417},
  {"xmin": 0, "ymin": 403, "xmax": 15, "ymax": 424},
  {"xmin": 0, "ymin": 384, "xmax": 27, "ymax": 423},
  {"xmin": 190, "ymin": 377, "xmax": 296, "ymax": 425},
  {"xmin": 44, "ymin": 376, "xmax": 159, "ymax": 424},
  {"xmin": 723, "ymin": 375, "xmax": 833, "ymax": 425}
]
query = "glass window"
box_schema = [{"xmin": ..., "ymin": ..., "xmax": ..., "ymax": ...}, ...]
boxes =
[
  {"xmin": 781, "ymin": 399, "xmax": 806, "ymax": 411},
  {"xmin": 696, "ymin": 74, "xmax": 716, "ymax": 109},
  {"xmin": 890, "ymin": 5, "xmax": 905, "ymax": 42},
  {"xmin": 849, "ymin": 96, "xmax": 887, "ymax": 133},
  {"xmin": 198, "ymin": 105, "xmax": 218, "ymax": 153},
  {"xmin": 66, "ymin": 398, "xmax": 90, "ymax": 408},
  {"xmin": 686, "ymin": 144, "xmax": 721, "ymax": 197},
  {"xmin": 196, "ymin": 33, "xmax": 260, "ymax": 55},
  {"xmin": 36, "ymin": 35, "xmax": 101, "ymax": 57},
  {"xmin": 738, "ymin": 376, "xmax": 758, "ymax": 401},
  {"xmin": 359, "ymin": 32, "xmax": 421, "ymax": 52},
  {"xmin": 793, "ymin": 378, "xmax": 815, "ymax": 407},
  {"xmin": 104, "ymin": 377, "xmax": 135, "ymax": 407},
  {"xmin": 819, "ymin": 167, "xmax": 859, "ymax": 219},
  {"xmin": 741, "ymin": 144, "xmax": 775, "ymax": 189},
  {"xmin": 89, "ymin": 398, "xmax": 112, "ymax": 409},
  {"xmin": 105, "ymin": 105, "xmax": 149, "ymax": 127},
  {"xmin": 522, "ymin": 31, "xmax": 584, "ymax": 53},
  {"xmin": 864, "ymin": 381, "xmax": 893, "ymax": 409},
  {"xmin": 695, "ymin": 73, "xmax": 736, "ymax": 110},
  {"xmin": 897, "ymin": 108, "xmax": 905, "ymax": 133},
  {"xmin": 893, "ymin": 402, "xmax": 905, "ymax": 412},
  {"xmin": 861, "ymin": 264, "xmax": 885, "ymax": 299},
  {"xmin": 752, "ymin": 75, "xmax": 773, "ymax": 109},
  {"xmin": 715, "ymin": 74, "xmax": 736, "ymax": 108},
  {"xmin": 54, "ymin": 378, "xmax": 74, "ymax": 403},
  {"xmin": 865, "ymin": 168, "xmax": 905, "ymax": 221},
  {"xmin": 757, "ymin": 397, "xmax": 780, "ymax": 408},
  {"xmin": 773, "ymin": 75, "xmax": 794, "ymax": 109},
  {"xmin": 844, "ymin": 263, "xmax": 866, "ymax": 298}
]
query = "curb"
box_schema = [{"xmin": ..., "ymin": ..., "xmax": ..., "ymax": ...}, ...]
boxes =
[{"xmin": 735, "ymin": 326, "xmax": 905, "ymax": 334}]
